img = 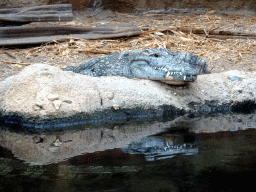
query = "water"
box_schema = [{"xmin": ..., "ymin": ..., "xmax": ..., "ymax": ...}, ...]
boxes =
[{"xmin": 0, "ymin": 112, "xmax": 256, "ymax": 192}]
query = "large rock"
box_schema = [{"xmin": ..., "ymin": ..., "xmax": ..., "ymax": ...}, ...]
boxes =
[
  {"xmin": 0, "ymin": 63, "xmax": 177, "ymax": 119},
  {"xmin": 0, "ymin": 64, "xmax": 255, "ymax": 127}
]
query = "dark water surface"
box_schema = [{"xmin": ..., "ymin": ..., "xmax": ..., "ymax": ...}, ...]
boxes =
[{"xmin": 0, "ymin": 112, "xmax": 256, "ymax": 192}]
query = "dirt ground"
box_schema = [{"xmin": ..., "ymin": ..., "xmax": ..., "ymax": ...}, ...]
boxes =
[{"xmin": 1, "ymin": 7, "xmax": 256, "ymax": 81}]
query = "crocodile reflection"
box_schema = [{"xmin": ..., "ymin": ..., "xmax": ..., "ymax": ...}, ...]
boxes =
[
  {"xmin": 1, "ymin": 112, "xmax": 255, "ymax": 165},
  {"xmin": 0, "ymin": 119, "xmax": 174, "ymax": 165},
  {"xmin": 121, "ymin": 134, "xmax": 198, "ymax": 161}
]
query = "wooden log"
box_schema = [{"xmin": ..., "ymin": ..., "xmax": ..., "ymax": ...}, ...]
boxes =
[
  {"xmin": 0, "ymin": 25, "xmax": 96, "ymax": 38},
  {"xmin": 0, "ymin": 23, "xmax": 142, "ymax": 46},
  {"xmin": 199, "ymin": 34, "xmax": 256, "ymax": 40},
  {"xmin": 0, "ymin": 4, "xmax": 73, "ymax": 23},
  {"xmin": 176, "ymin": 27, "xmax": 256, "ymax": 38},
  {"xmin": 0, "ymin": 24, "xmax": 140, "ymax": 38},
  {"xmin": 154, "ymin": 27, "xmax": 256, "ymax": 40}
]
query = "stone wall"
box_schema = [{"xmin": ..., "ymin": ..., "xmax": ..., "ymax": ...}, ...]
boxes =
[{"xmin": 1, "ymin": 0, "xmax": 255, "ymax": 12}]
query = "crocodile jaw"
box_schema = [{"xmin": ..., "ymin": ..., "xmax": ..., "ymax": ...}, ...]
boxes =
[
  {"xmin": 160, "ymin": 77, "xmax": 186, "ymax": 85},
  {"xmin": 153, "ymin": 67, "xmax": 196, "ymax": 84}
]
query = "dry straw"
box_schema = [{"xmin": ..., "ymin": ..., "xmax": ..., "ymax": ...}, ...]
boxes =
[{"xmin": 4, "ymin": 12, "xmax": 256, "ymax": 70}]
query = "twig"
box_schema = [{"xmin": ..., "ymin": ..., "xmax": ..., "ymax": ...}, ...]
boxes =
[
  {"xmin": 1, "ymin": 49, "xmax": 17, "ymax": 60},
  {"xmin": 209, "ymin": 26, "xmax": 220, "ymax": 33},
  {"xmin": 204, "ymin": 29, "xmax": 209, "ymax": 37},
  {"xmin": 0, "ymin": 60, "xmax": 32, "ymax": 65}
]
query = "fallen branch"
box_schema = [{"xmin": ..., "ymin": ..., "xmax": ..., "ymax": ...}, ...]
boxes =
[
  {"xmin": 149, "ymin": 26, "xmax": 256, "ymax": 40},
  {"xmin": 177, "ymin": 27, "xmax": 256, "ymax": 39}
]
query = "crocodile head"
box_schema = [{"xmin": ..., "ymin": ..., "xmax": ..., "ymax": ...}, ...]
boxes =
[{"xmin": 129, "ymin": 48, "xmax": 207, "ymax": 85}]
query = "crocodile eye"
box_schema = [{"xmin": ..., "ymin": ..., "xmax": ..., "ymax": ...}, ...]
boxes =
[{"xmin": 151, "ymin": 53, "xmax": 160, "ymax": 57}]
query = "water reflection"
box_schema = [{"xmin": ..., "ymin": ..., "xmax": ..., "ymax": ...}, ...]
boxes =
[
  {"xmin": 0, "ymin": 112, "xmax": 255, "ymax": 191},
  {"xmin": 0, "ymin": 119, "xmax": 175, "ymax": 165},
  {"xmin": 121, "ymin": 134, "xmax": 198, "ymax": 161},
  {"xmin": 172, "ymin": 112, "xmax": 256, "ymax": 133},
  {"xmin": 0, "ymin": 112, "xmax": 255, "ymax": 165}
]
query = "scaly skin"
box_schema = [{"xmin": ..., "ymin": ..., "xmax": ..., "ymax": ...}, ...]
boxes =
[{"xmin": 64, "ymin": 48, "xmax": 207, "ymax": 85}]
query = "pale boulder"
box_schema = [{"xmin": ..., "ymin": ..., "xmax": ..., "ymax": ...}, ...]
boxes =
[
  {"xmin": 0, "ymin": 64, "xmax": 255, "ymax": 123},
  {"xmin": 0, "ymin": 64, "xmax": 176, "ymax": 120}
]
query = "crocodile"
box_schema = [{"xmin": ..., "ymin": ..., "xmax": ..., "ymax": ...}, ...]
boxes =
[
  {"xmin": 121, "ymin": 136, "xmax": 198, "ymax": 161},
  {"xmin": 64, "ymin": 48, "xmax": 207, "ymax": 85}
]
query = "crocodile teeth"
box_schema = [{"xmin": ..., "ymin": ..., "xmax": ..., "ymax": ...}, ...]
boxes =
[
  {"xmin": 154, "ymin": 67, "xmax": 183, "ymax": 76},
  {"xmin": 154, "ymin": 67, "xmax": 168, "ymax": 71},
  {"xmin": 169, "ymin": 72, "xmax": 182, "ymax": 75}
]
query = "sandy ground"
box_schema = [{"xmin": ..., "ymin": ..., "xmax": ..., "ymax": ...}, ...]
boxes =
[{"xmin": 0, "ymin": 8, "xmax": 256, "ymax": 81}]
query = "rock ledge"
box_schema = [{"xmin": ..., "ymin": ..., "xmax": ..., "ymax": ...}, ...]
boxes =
[{"xmin": 0, "ymin": 64, "xmax": 255, "ymax": 128}]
